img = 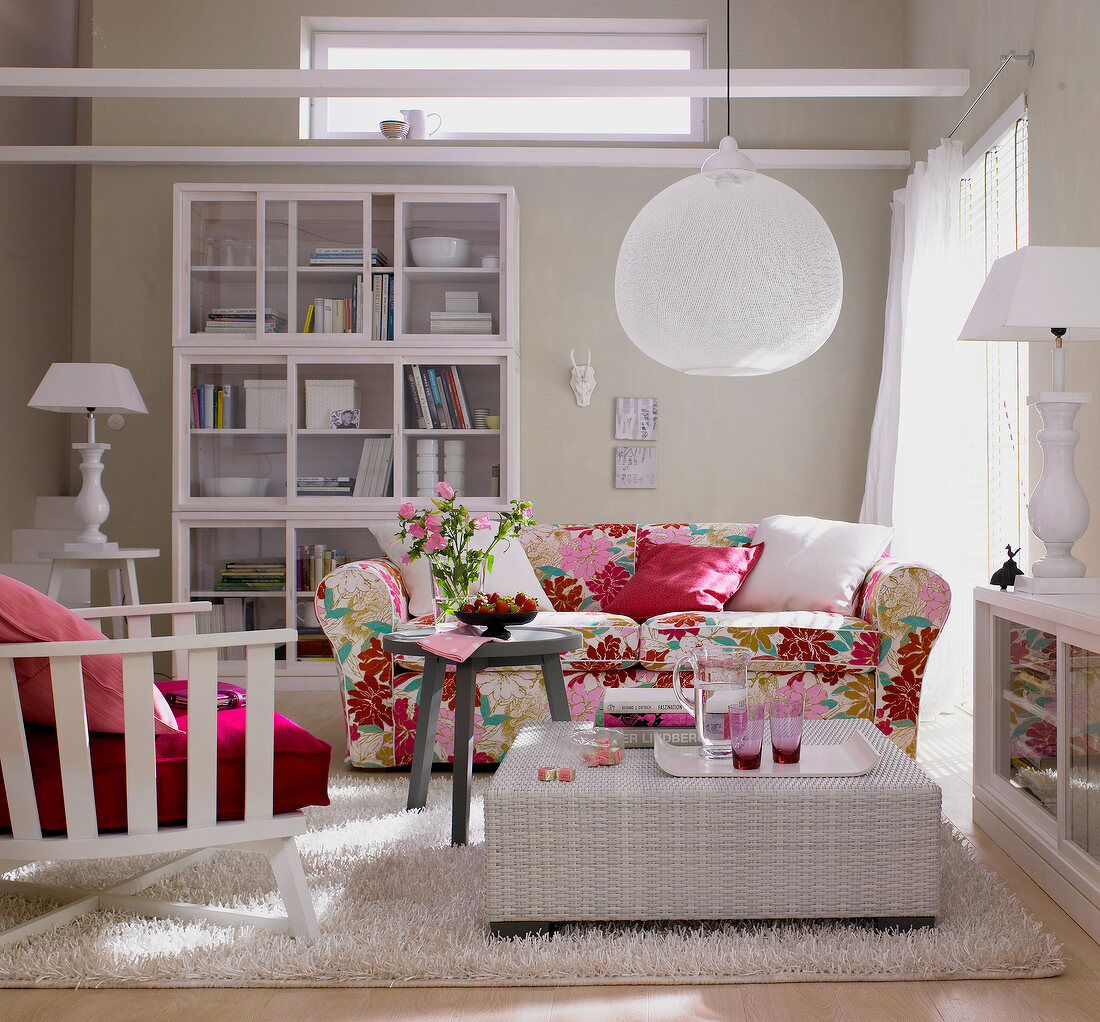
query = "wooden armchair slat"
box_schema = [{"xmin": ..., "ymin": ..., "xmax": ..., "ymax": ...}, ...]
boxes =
[{"xmin": 0, "ymin": 604, "xmax": 320, "ymax": 944}]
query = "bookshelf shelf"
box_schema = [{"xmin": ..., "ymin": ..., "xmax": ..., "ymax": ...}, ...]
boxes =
[{"xmin": 174, "ymin": 183, "xmax": 519, "ymax": 685}]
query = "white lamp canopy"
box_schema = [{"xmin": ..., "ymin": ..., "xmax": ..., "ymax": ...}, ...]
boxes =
[
  {"xmin": 28, "ymin": 362, "xmax": 148, "ymax": 415},
  {"xmin": 613, "ymin": 0, "xmax": 843, "ymax": 376}
]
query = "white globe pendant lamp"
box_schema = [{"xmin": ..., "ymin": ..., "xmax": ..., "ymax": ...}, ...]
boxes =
[{"xmin": 614, "ymin": 3, "xmax": 843, "ymax": 376}]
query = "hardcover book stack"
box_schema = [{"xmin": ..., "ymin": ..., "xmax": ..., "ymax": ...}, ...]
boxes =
[
  {"xmin": 307, "ymin": 248, "xmax": 388, "ymax": 267},
  {"xmin": 215, "ymin": 560, "xmax": 286, "ymax": 592},
  {"xmin": 204, "ymin": 308, "xmax": 287, "ymax": 333},
  {"xmin": 404, "ymin": 364, "xmax": 474, "ymax": 430},
  {"xmin": 596, "ymin": 687, "xmax": 696, "ymax": 747},
  {"xmin": 190, "ymin": 383, "xmax": 237, "ymax": 428},
  {"xmin": 296, "ymin": 475, "xmax": 354, "ymax": 497},
  {"xmin": 431, "ymin": 291, "xmax": 493, "ymax": 335}
]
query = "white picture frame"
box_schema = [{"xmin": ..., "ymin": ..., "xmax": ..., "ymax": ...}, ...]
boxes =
[
  {"xmin": 615, "ymin": 397, "xmax": 658, "ymax": 440},
  {"xmin": 615, "ymin": 446, "xmax": 657, "ymax": 488}
]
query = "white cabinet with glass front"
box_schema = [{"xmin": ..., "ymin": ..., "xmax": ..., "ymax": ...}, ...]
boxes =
[
  {"xmin": 171, "ymin": 184, "xmax": 519, "ymax": 684},
  {"xmin": 973, "ymin": 586, "xmax": 1100, "ymax": 941}
]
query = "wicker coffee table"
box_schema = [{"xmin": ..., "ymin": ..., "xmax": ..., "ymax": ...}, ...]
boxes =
[{"xmin": 484, "ymin": 719, "xmax": 941, "ymax": 936}]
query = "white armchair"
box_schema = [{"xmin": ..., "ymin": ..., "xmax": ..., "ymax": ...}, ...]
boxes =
[{"xmin": 0, "ymin": 601, "xmax": 320, "ymax": 944}]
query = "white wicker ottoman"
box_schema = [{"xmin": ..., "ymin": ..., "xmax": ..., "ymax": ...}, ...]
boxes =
[{"xmin": 484, "ymin": 719, "xmax": 941, "ymax": 937}]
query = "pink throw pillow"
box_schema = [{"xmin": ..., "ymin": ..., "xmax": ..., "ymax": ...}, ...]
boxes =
[
  {"xmin": 0, "ymin": 575, "xmax": 180, "ymax": 735},
  {"xmin": 604, "ymin": 540, "xmax": 764, "ymax": 621}
]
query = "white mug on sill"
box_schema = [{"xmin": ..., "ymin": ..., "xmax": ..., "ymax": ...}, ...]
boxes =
[
  {"xmin": 400, "ymin": 109, "xmax": 442, "ymax": 139},
  {"xmin": 297, "ymin": 602, "xmax": 319, "ymax": 629}
]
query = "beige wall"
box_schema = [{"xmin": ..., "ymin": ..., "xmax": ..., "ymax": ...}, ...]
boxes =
[
  {"xmin": 0, "ymin": 0, "xmax": 78, "ymax": 557},
  {"xmin": 906, "ymin": 0, "xmax": 1100, "ymax": 570},
  {"xmin": 82, "ymin": 0, "xmax": 907, "ymax": 603}
]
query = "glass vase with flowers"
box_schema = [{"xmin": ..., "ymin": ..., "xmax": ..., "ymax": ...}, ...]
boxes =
[{"xmin": 396, "ymin": 482, "xmax": 536, "ymax": 623}]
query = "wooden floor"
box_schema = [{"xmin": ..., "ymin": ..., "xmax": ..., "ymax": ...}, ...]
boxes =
[{"xmin": 6, "ymin": 694, "xmax": 1100, "ymax": 1022}]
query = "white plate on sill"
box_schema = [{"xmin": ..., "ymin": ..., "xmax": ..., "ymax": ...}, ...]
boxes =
[{"xmin": 654, "ymin": 731, "xmax": 881, "ymax": 778}]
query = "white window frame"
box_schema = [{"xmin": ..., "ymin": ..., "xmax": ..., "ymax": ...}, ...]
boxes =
[{"xmin": 300, "ymin": 17, "xmax": 708, "ymax": 142}]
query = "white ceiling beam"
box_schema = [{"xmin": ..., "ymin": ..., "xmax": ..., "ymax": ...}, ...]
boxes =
[
  {"xmin": 0, "ymin": 67, "xmax": 969, "ymax": 99},
  {"xmin": 0, "ymin": 145, "xmax": 911, "ymax": 170}
]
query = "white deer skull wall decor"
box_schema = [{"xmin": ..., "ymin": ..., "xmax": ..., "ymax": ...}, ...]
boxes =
[{"xmin": 569, "ymin": 348, "xmax": 596, "ymax": 407}]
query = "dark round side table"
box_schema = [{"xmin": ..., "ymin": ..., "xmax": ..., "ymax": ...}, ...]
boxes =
[{"xmin": 381, "ymin": 626, "xmax": 581, "ymax": 845}]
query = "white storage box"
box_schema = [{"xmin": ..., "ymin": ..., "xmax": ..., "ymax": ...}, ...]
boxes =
[
  {"xmin": 244, "ymin": 379, "xmax": 288, "ymax": 430},
  {"xmin": 305, "ymin": 379, "xmax": 361, "ymax": 430}
]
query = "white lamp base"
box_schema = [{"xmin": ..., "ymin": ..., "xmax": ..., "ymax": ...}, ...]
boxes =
[
  {"xmin": 65, "ymin": 441, "xmax": 119, "ymax": 552},
  {"xmin": 1013, "ymin": 574, "xmax": 1100, "ymax": 595}
]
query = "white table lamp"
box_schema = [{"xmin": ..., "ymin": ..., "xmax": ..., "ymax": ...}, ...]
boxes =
[
  {"xmin": 28, "ymin": 363, "xmax": 148, "ymax": 552},
  {"xmin": 959, "ymin": 245, "xmax": 1100, "ymax": 593}
]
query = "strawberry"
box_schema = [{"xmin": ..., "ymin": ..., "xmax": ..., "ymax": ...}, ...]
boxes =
[
  {"xmin": 461, "ymin": 602, "xmax": 475, "ymax": 613},
  {"xmin": 494, "ymin": 600, "xmax": 510, "ymax": 614}
]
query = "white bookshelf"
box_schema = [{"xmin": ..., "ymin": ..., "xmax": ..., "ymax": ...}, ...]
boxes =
[{"xmin": 171, "ymin": 183, "xmax": 520, "ymax": 685}]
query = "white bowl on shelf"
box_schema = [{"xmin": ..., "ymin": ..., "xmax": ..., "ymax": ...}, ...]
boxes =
[
  {"xmin": 409, "ymin": 236, "xmax": 471, "ymax": 268},
  {"xmin": 201, "ymin": 476, "xmax": 268, "ymax": 498}
]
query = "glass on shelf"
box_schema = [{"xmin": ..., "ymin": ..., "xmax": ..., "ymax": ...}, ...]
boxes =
[
  {"xmin": 189, "ymin": 525, "xmax": 287, "ymax": 661},
  {"xmin": 189, "ymin": 364, "xmax": 288, "ymax": 499},
  {"xmin": 189, "ymin": 199, "xmax": 262, "ymax": 335},
  {"xmin": 999, "ymin": 619, "xmax": 1058, "ymax": 817}
]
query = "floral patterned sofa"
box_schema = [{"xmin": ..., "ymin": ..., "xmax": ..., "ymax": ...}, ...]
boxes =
[{"xmin": 317, "ymin": 522, "xmax": 951, "ymax": 769}]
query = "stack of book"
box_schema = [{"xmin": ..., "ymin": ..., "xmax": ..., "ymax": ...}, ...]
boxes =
[
  {"xmin": 296, "ymin": 544, "xmax": 348, "ymax": 593},
  {"xmin": 596, "ymin": 687, "xmax": 696, "ymax": 748},
  {"xmin": 307, "ymin": 248, "xmax": 388, "ymax": 266},
  {"xmin": 430, "ymin": 311, "xmax": 493, "ymax": 334},
  {"xmin": 215, "ymin": 561, "xmax": 286, "ymax": 592},
  {"xmin": 352, "ymin": 436, "xmax": 394, "ymax": 497},
  {"xmin": 205, "ymin": 308, "xmax": 286, "ymax": 333},
  {"xmin": 404, "ymin": 365, "xmax": 473, "ymax": 429},
  {"xmin": 297, "ymin": 475, "xmax": 354, "ymax": 497},
  {"xmin": 190, "ymin": 383, "xmax": 237, "ymax": 429}
]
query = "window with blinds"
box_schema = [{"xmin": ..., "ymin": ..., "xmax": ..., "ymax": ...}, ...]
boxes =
[{"xmin": 958, "ymin": 113, "xmax": 1029, "ymax": 704}]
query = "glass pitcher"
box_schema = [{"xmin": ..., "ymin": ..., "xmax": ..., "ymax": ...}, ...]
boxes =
[{"xmin": 672, "ymin": 646, "xmax": 753, "ymax": 758}]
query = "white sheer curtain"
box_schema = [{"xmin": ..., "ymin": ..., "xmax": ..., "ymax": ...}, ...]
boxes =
[{"xmin": 860, "ymin": 140, "xmax": 968, "ymax": 719}]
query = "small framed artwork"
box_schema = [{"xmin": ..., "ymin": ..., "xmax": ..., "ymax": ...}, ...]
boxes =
[
  {"xmin": 330, "ymin": 409, "xmax": 360, "ymax": 430},
  {"xmin": 615, "ymin": 446, "xmax": 657, "ymax": 488},
  {"xmin": 615, "ymin": 397, "xmax": 658, "ymax": 440}
]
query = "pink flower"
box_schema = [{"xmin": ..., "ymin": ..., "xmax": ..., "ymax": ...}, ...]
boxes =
[
  {"xmin": 397, "ymin": 502, "xmax": 416, "ymax": 520},
  {"xmin": 425, "ymin": 532, "xmax": 447, "ymax": 552},
  {"xmin": 521, "ymin": 504, "xmax": 534, "ymax": 517},
  {"xmin": 401, "ymin": 554, "xmax": 411, "ymax": 565},
  {"xmin": 473, "ymin": 514, "xmax": 492, "ymax": 530},
  {"xmin": 408, "ymin": 523, "xmax": 427, "ymax": 539},
  {"xmin": 560, "ymin": 532, "xmax": 614, "ymax": 580},
  {"xmin": 424, "ymin": 514, "xmax": 442, "ymax": 532},
  {"xmin": 435, "ymin": 481, "xmax": 454, "ymax": 499}
]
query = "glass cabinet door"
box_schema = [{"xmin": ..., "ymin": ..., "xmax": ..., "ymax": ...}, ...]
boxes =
[
  {"xmin": 995, "ymin": 618, "xmax": 1059, "ymax": 818},
  {"xmin": 292, "ymin": 199, "xmax": 368, "ymax": 336},
  {"xmin": 189, "ymin": 198, "xmax": 260, "ymax": 336},
  {"xmin": 1067, "ymin": 642, "xmax": 1100, "ymax": 862}
]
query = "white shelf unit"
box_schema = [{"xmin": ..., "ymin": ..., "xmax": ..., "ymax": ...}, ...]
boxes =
[
  {"xmin": 172, "ymin": 184, "xmax": 519, "ymax": 685},
  {"xmin": 973, "ymin": 586, "xmax": 1100, "ymax": 942}
]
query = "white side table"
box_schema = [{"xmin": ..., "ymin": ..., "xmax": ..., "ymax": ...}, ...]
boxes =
[{"xmin": 45, "ymin": 547, "xmax": 160, "ymax": 608}]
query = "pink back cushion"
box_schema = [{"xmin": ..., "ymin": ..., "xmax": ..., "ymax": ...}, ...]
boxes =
[
  {"xmin": 604, "ymin": 540, "xmax": 765, "ymax": 621},
  {"xmin": 0, "ymin": 575, "xmax": 179, "ymax": 735}
]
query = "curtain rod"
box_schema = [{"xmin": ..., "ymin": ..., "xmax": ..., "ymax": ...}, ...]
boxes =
[{"xmin": 948, "ymin": 49, "xmax": 1034, "ymax": 138}]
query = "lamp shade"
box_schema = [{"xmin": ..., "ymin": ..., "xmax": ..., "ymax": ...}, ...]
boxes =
[
  {"xmin": 958, "ymin": 245, "xmax": 1100, "ymax": 342},
  {"xmin": 28, "ymin": 363, "xmax": 148, "ymax": 414},
  {"xmin": 615, "ymin": 154, "xmax": 843, "ymax": 376}
]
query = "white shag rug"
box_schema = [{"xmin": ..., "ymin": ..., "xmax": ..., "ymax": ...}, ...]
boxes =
[{"xmin": 0, "ymin": 774, "xmax": 1063, "ymax": 987}]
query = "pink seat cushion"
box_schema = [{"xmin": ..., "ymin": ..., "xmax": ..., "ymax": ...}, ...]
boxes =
[
  {"xmin": 604, "ymin": 540, "xmax": 765, "ymax": 622},
  {"xmin": 0, "ymin": 708, "xmax": 331, "ymax": 833},
  {"xmin": 0, "ymin": 574, "xmax": 179, "ymax": 735}
]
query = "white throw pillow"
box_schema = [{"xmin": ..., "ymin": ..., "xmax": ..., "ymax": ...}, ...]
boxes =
[
  {"xmin": 725, "ymin": 515, "xmax": 893, "ymax": 615},
  {"xmin": 369, "ymin": 523, "xmax": 551, "ymax": 616}
]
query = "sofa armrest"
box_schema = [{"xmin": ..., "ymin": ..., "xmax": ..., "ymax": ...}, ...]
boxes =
[
  {"xmin": 857, "ymin": 557, "xmax": 952, "ymax": 757},
  {"xmin": 316, "ymin": 558, "xmax": 409, "ymax": 767}
]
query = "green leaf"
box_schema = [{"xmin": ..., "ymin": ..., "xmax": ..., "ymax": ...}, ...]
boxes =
[
  {"xmin": 325, "ymin": 607, "xmax": 351, "ymax": 619},
  {"xmin": 365, "ymin": 621, "xmax": 393, "ymax": 634},
  {"xmin": 900, "ymin": 615, "xmax": 933, "ymax": 628},
  {"xmin": 538, "ymin": 566, "xmax": 566, "ymax": 577},
  {"xmin": 336, "ymin": 641, "xmax": 352, "ymax": 664}
]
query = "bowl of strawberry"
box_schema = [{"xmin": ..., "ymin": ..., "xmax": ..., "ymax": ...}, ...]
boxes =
[{"xmin": 454, "ymin": 592, "xmax": 539, "ymax": 639}]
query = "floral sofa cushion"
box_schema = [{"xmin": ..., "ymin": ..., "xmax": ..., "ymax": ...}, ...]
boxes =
[
  {"xmin": 519, "ymin": 523, "xmax": 757, "ymax": 613},
  {"xmin": 638, "ymin": 610, "xmax": 880, "ymax": 671}
]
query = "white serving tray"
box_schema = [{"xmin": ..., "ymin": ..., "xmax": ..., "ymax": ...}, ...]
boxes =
[{"xmin": 654, "ymin": 731, "xmax": 881, "ymax": 778}]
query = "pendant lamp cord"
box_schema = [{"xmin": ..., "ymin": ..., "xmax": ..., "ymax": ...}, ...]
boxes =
[{"xmin": 725, "ymin": 0, "xmax": 731, "ymax": 138}]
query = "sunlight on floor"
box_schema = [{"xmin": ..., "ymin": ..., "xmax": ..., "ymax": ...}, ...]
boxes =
[{"xmin": 916, "ymin": 710, "xmax": 973, "ymax": 781}]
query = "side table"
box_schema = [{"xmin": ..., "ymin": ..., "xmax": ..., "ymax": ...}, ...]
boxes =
[
  {"xmin": 45, "ymin": 547, "xmax": 160, "ymax": 607},
  {"xmin": 381, "ymin": 626, "xmax": 580, "ymax": 845}
]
